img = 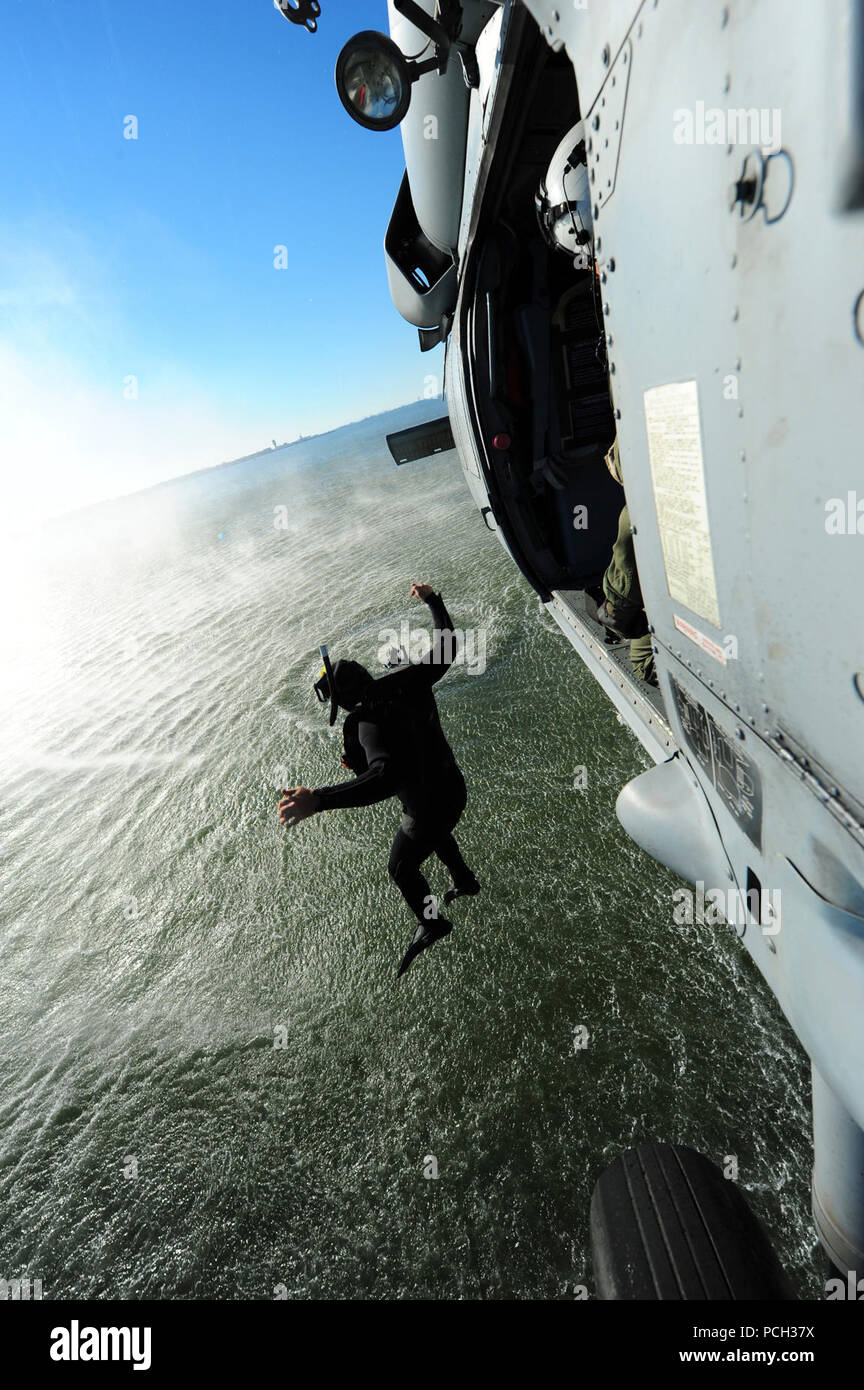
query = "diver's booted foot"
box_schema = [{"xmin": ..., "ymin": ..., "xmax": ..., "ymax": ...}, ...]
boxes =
[
  {"xmin": 396, "ymin": 917, "xmax": 453, "ymax": 979},
  {"xmin": 443, "ymin": 874, "xmax": 481, "ymax": 907}
]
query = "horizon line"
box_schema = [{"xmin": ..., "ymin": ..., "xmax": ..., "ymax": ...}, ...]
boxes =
[{"xmin": 38, "ymin": 395, "xmax": 444, "ymax": 528}]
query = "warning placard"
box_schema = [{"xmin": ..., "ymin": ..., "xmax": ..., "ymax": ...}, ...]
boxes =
[{"xmin": 643, "ymin": 380, "xmax": 721, "ymax": 628}]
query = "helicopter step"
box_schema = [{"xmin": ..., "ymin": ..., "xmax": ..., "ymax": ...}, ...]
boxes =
[{"xmin": 386, "ymin": 415, "xmax": 456, "ymax": 465}]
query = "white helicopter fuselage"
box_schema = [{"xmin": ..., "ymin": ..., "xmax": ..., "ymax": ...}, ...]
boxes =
[{"xmin": 380, "ymin": 0, "xmax": 864, "ymax": 1278}]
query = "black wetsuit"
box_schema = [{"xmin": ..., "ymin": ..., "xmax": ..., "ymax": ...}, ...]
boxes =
[{"xmin": 312, "ymin": 593, "xmax": 473, "ymax": 923}]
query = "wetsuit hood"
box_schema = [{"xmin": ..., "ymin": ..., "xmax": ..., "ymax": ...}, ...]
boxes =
[
  {"xmin": 314, "ymin": 647, "xmax": 373, "ymax": 726},
  {"xmin": 331, "ymin": 659, "xmax": 373, "ymax": 713}
]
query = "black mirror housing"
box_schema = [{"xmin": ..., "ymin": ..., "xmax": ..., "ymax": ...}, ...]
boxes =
[{"xmin": 335, "ymin": 31, "xmax": 413, "ymax": 132}]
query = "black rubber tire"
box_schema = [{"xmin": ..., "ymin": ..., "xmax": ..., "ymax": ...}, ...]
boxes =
[{"xmin": 590, "ymin": 1142, "xmax": 795, "ymax": 1300}]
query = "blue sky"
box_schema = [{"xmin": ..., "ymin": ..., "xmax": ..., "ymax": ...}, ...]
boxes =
[{"xmin": 0, "ymin": 0, "xmax": 443, "ymax": 523}]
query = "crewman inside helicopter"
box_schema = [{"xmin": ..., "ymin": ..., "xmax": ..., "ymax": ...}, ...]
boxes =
[
  {"xmin": 594, "ymin": 438, "xmax": 657, "ymax": 686},
  {"xmin": 535, "ymin": 128, "xmax": 656, "ymax": 687}
]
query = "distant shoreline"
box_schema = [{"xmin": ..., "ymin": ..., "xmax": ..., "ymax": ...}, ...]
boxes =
[
  {"xmin": 218, "ymin": 442, "xmax": 291, "ymax": 468},
  {"xmin": 41, "ymin": 398, "xmax": 444, "ymax": 527}
]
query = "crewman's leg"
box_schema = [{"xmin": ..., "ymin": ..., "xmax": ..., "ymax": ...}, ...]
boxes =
[
  {"xmin": 628, "ymin": 631, "xmax": 657, "ymax": 686},
  {"xmin": 603, "ymin": 505, "xmax": 642, "ymax": 608},
  {"xmin": 599, "ymin": 505, "xmax": 648, "ymax": 638}
]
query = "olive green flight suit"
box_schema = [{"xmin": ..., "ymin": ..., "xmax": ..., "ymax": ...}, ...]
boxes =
[{"xmin": 601, "ymin": 439, "xmax": 656, "ymax": 684}]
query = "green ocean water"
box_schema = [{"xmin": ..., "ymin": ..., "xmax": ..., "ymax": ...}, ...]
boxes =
[{"xmin": 0, "ymin": 400, "xmax": 818, "ymax": 1299}]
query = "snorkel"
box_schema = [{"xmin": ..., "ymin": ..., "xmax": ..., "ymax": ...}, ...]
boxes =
[{"xmin": 313, "ymin": 644, "xmax": 340, "ymax": 727}]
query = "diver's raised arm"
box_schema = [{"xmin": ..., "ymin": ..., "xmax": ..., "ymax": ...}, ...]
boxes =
[{"xmin": 410, "ymin": 581, "xmax": 457, "ymax": 684}]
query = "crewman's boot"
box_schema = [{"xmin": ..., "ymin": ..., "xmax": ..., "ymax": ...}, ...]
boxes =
[{"xmin": 596, "ymin": 598, "xmax": 649, "ymax": 640}]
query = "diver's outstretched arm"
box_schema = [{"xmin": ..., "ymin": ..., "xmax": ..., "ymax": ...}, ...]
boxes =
[
  {"xmin": 278, "ymin": 786, "xmax": 320, "ymax": 827},
  {"xmin": 310, "ymin": 751, "xmax": 396, "ymax": 812},
  {"xmin": 282, "ymin": 712, "xmax": 399, "ymax": 823},
  {"xmin": 278, "ymin": 740, "xmax": 396, "ymax": 826},
  {"xmin": 410, "ymin": 581, "xmax": 457, "ymax": 685}
]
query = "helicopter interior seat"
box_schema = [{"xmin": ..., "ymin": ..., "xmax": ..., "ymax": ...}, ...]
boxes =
[
  {"xmin": 511, "ymin": 298, "xmax": 583, "ymax": 571},
  {"xmin": 509, "ymin": 251, "xmax": 622, "ymax": 584},
  {"xmin": 514, "ymin": 300, "xmax": 551, "ymax": 484},
  {"xmin": 510, "ymin": 242, "xmax": 554, "ymax": 484}
]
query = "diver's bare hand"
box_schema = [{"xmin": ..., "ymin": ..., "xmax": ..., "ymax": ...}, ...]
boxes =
[
  {"xmin": 278, "ymin": 786, "xmax": 321, "ymax": 828},
  {"xmin": 410, "ymin": 582, "xmax": 435, "ymax": 602}
]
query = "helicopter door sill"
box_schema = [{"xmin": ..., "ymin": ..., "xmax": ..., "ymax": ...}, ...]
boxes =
[{"xmin": 549, "ymin": 590, "xmax": 676, "ymax": 763}]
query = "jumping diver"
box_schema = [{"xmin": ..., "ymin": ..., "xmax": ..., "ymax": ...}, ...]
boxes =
[{"xmin": 277, "ymin": 583, "xmax": 480, "ymax": 978}]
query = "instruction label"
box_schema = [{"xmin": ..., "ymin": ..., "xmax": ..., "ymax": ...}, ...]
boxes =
[{"xmin": 644, "ymin": 380, "xmax": 721, "ymax": 629}]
